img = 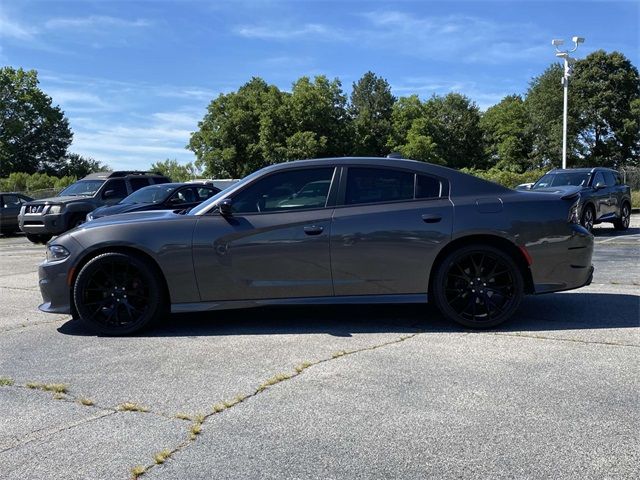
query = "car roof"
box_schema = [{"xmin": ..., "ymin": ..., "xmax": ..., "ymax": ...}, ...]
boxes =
[
  {"xmin": 82, "ymin": 171, "xmax": 168, "ymax": 180},
  {"xmin": 546, "ymin": 167, "xmax": 617, "ymax": 174}
]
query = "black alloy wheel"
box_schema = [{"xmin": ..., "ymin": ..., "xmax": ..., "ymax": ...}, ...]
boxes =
[
  {"xmin": 433, "ymin": 244, "xmax": 524, "ymax": 328},
  {"xmin": 614, "ymin": 203, "xmax": 631, "ymax": 231},
  {"xmin": 73, "ymin": 252, "xmax": 166, "ymax": 335},
  {"xmin": 580, "ymin": 206, "xmax": 595, "ymax": 233}
]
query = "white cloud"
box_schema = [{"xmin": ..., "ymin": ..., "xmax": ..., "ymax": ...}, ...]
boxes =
[
  {"xmin": 0, "ymin": 12, "xmax": 37, "ymax": 40},
  {"xmin": 234, "ymin": 22, "xmax": 343, "ymax": 40},
  {"xmin": 44, "ymin": 15, "xmax": 152, "ymax": 30}
]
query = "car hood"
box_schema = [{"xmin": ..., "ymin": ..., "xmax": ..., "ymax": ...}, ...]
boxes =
[
  {"xmin": 83, "ymin": 209, "xmax": 180, "ymax": 228},
  {"xmin": 91, "ymin": 203, "xmax": 154, "ymax": 218},
  {"xmin": 26, "ymin": 195, "xmax": 94, "ymax": 205},
  {"xmin": 529, "ymin": 185, "xmax": 584, "ymax": 198}
]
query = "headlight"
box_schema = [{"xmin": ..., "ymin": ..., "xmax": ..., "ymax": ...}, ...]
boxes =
[
  {"xmin": 46, "ymin": 245, "xmax": 70, "ymax": 262},
  {"xmin": 568, "ymin": 201, "xmax": 580, "ymax": 224},
  {"xmin": 47, "ymin": 205, "xmax": 64, "ymax": 214}
]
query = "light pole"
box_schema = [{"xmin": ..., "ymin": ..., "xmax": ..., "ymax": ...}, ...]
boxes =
[{"xmin": 551, "ymin": 36, "xmax": 585, "ymax": 169}]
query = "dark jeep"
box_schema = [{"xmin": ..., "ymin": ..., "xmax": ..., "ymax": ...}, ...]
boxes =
[
  {"xmin": 18, "ymin": 171, "xmax": 171, "ymax": 244},
  {"xmin": 527, "ymin": 168, "xmax": 632, "ymax": 232}
]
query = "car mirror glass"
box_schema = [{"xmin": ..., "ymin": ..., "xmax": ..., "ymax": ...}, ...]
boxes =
[
  {"xmin": 218, "ymin": 199, "xmax": 233, "ymax": 216},
  {"xmin": 594, "ymin": 182, "xmax": 605, "ymax": 190}
]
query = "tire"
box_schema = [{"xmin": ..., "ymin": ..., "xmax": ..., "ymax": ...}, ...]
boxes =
[
  {"xmin": 26, "ymin": 233, "xmax": 52, "ymax": 244},
  {"xmin": 614, "ymin": 202, "xmax": 631, "ymax": 231},
  {"xmin": 432, "ymin": 244, "xmax": 524, "ymax": 329},
  {"xmin": 580, "ymin": 205, "xmax": 595, "ymax": 233},
  {"xmin": 73, "ymin": 252, "xmax": 167, "ymax": 335}
]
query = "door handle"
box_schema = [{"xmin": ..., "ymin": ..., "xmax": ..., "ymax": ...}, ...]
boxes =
[
  {"xmin": 421, "ymin": 214, "xmax": 442, "ymax": 223},
  {"xmin": 303, "ymin": 225, "xmax": 324, "ymax": 235}
]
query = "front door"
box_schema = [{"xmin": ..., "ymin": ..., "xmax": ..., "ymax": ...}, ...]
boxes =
[{"xmin": 192, "ymin": 167, "xmax": 337, "ymax": 301}]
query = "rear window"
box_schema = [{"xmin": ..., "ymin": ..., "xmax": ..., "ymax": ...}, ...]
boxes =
[
  {"xmin": 345, "ymin": 168, "xmax": 414, "ymax": 205},
  {"xmin": 130, "ymin": 177, "xmax": 150, "ymax": 191}
]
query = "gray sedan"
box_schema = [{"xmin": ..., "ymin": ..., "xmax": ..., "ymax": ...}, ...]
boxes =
[{"xmin": 38, "ymin": 157, "xmax": 594, "ymax": 335}]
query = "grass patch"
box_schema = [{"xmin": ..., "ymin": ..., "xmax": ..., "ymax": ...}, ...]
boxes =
[
  {"xmin": 223, "ymin": 394, "xmax": 247, "ymax": 408},
  {"xmin": 130, "ymin": 465, "xmax": 146, "ymax": 479},
  {"xmin": 154, "ymin": 449, "xmax": 172, "ymax": 464},
  {"xmin": 294, "ymin": 361, "xmax": 312, "ymax": 373},
  {"xmin": 117, "ymin": 402, "xmax": 149, "ymax": 413},
  {"xmin": 189, "ymin": 421, "xmax": 202, "ymax": 440},
  {"xmin": 53, "ymin": 392, "xmax": 65, "ymax": 400},
  {"xmin": 78, "ymin": 398, "xmax": 95, "ymax": 406},
  {"xmin": 26, "ymin": 382, "xmax": 68, "ymax": 393},
  {"xmin": 257, "ymin": 373, "xmax": 292, "ymax": 392},
  {"xmin": 211, "ymin": 403, "xmax": 226, "ymax": 413},
  {"xmin": 631, "ymin": 190, "xmax": 639, "ymax": 209},
  {"xmin": 332, "ymin": 350, "xmax": 347, "ymax": 358},
  {"xmin": 175, "ymin": 413, "xmax": 192, "ymax": 421},
  {"xmin": 0, "ymin": 377, "xmax": 14, "ymax": 386}
]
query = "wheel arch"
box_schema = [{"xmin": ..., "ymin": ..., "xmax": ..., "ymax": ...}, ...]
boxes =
[
  {"xmin": 428, "ymin": 234, "xmax": 535, "ymax": 296},
  {"xmin": 68, "ymin": 245, "xmax": 171, "ymax": 311}
]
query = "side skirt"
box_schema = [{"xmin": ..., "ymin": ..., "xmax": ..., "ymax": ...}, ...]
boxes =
[{"xmin": 171, "ymin": 294, "xmax": 429, "ymax": 314}]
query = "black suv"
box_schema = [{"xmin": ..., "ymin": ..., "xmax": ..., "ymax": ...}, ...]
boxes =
[
  {"xmin": 18, "ymin": 171, "xmax": 171, "ymax": 243},
  {"xmin": 529, "ymin": 167, "xmax": 632, "ymax": 232}
]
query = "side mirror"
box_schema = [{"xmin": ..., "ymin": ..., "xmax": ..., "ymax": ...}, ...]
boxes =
[
  {"xmin": 103, "ymin": 189, "xmax": 116, "ymax": 198},
  {"xmin": 594, "ymin": 182, "xmax": 606, "ymax": 190},
  {"xmin": 218, "ymin": 198, "xmax": 233, "ymax": 217}
]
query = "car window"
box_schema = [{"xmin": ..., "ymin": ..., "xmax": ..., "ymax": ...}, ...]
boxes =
[
  {"xmin": 615, "ymin": 173, "xmax": 622, "ymax": 185},
  {"xmin": 232, "ymin": 168, "xmax": 335, "ymax": 214},
  {"xmin": 196, "ymin": 187, "xmax": 217, "ymax": 200},
  {"xmin": 345, "ymin": 167, "xmax": 414, "ymax": 205},
  {"xmin": 58, "ymin": 180, "xmax": 105, "ymax": 196},
  {"xmin": 152, "ymin": 177, "xmax": 170, "ymax": 184},
  {"xmin": 2, "ymin": 195, "xmax": 21, "ymax": 208},
  {"xmin": 416, "ymin": 174, "xmax": 441, "ymax": 199},
  {"xmin": 603, "ymin": 172, "xmax": 617, "ymax": 187},
  {"xmin": 592, "ymin": 172, "xmax": 605, "ymax": 187},
  {"xmin": 102, "ymin": 179, "xmax": 128, "ymax": 199},
  {"xmin": 130, "ymin": 177, "xmax": 150, "ymax": 191}
]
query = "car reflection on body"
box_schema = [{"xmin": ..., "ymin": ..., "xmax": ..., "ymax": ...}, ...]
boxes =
[{"xmin": 38, "ymin": 157, "xmax": 594, "ymax": 335}]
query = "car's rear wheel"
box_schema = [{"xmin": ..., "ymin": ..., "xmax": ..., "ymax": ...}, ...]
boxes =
[
  {"xmin": 580, "ymin": 205, "xmax": 595, "ymax": 232},
  {"xmin": 432, "ymin": 244, "xmax": 524, "ymax": 328},
  {"xmin": 26, "ymin": 233, "xmax": 52, "ymax": 244},
  {"xmin": 614, "ymin": 203, "xmax": 631, "ymax": 231},
  {"xmin": 73, "ymin": 252, "xmax": 167, "ymax": 335}
]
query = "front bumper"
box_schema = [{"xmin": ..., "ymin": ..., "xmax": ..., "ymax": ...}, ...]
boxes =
[
  {"xmin": 529, "ymin": 224, "xmax": 595, "ymax": 294},
  {"xmin": 38, "ymin": 260, "xmax": 72, "ymax": 314},
  {"xmin": 20, "ymin": 212, "xmax": 68, "ymax": 235}
]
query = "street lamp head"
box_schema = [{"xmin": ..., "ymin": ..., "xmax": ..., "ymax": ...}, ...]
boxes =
[
  {"xmin": 572, "ymin": 36, "xmax": 585, "ymax": 44},
  {"xmin": 551, "ymin": 39, "xmax": 564, "ymax": 47}
]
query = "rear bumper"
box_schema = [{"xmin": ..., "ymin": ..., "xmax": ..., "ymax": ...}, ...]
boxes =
[{"xmin": 528, "ymin": 224, "xmax": 594, "ymax": 294}]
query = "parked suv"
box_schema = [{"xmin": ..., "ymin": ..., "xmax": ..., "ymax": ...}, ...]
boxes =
[
  {"xmin": 528, "ymin": 167, "xmax": 632, "ymax": 232},
  {"xmin": 18, "ymin": 171, "xmax": 171, "ymax": 243}
]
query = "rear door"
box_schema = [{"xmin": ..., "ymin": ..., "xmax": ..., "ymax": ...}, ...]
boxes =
[
  {"xmin": 603, "ymin": 171, "xmax": 621, "ymax": 217},
  {"xmin": 193, "ymin": 167, "xmax": 337, "ymax": 301},
  {"xmin": 590, "ymin": 171, "xmax": 611, "ymax": 219},
  {"xmin": 330, "ymin": 166, "xmax": 453, "ymax": 297}
]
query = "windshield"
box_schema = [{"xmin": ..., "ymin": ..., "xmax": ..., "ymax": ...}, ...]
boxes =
[
  {"xmin": 188, "ymin": 169, "xmax": 264, "ymax": 215},
  {"xmin": 532, "ymin": 172, "xmax": 591, "ymax": 189},
  {"xmin": 58, "ymin": 180, "xmax": 105, "ymax": 196},
  {"xmin": 121, "ymin": 185, "xmax": 176, "ymax": 204}
]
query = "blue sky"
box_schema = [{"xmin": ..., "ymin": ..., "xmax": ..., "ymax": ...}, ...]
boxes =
[{"xmin": 1, "ymin": 0, "xmax": 638, "ymax": 171}]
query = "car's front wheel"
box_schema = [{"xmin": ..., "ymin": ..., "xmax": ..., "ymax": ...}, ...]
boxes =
[
  {"xmin": 26, "ymin": 233, "xmax": 52, "ymax": 244},
  {"xmin": 614, "ymin": 203, "xmax": 631, "ymax": 231},
  {"xmin": 73, "ymin": 252, "xmax": 167, "ymax": 335},
  {"xmin": 432, "ymin": 244, "xmax": 524, "ymax": 328},
  {"xmin": 580, "ymin": 205, "xmax": 595, "ymax": 232}
]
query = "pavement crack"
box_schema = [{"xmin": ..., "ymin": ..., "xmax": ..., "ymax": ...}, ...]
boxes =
[
  {"xmin": 0, "ymin": 410, "xmax": 116, "ymax": 453},
  {"xmin": 488, "ymin": 331, "xmax": 640, "ymax": 348},
  {"xmin": 130, "ymin": 331, "xmax": 421, "ymax": 479}
]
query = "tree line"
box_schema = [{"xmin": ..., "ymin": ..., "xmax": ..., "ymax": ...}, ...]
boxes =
[
  {"xmin": 1, "ymin": 50, "xmax": 639, "ymax": 186},
  {"xmin": 189, "ymin": 50, "xmax": 639, "ymax": 178}
]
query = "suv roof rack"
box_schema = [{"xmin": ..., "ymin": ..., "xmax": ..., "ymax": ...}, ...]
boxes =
[{"xmin": 83, "ymin": 171, "xmax": 164, "ymax": 180}]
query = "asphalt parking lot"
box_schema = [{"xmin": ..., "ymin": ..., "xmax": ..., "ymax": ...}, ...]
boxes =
[{"xmin": 0, "ymin": 219, "xmax": 638, "ymax": 479}]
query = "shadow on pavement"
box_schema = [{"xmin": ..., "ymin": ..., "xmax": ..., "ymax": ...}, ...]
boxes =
[
  {"xmin": 593, "ymin": 226, "xmax": 640, "ymax": 237},
  {"xmin": 57, "ymin": 292, "xmax": 639, "ymax": 338}
]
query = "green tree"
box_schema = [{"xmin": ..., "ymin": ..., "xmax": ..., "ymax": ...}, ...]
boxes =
[
  {"xmin": 42, "ymin": 153, "xmax": 107, "ymax": 178},
  {"xmin": 150, "ymin": 159, "xmax": 199, "ymax": 182},
  {"xmin": 572, "ymin": 50, "xmax": 640, "ymax": 167},
  {"xmin": 480, "ymin": 95, "xmax": 532, "ymax": 172},
  {"xmin": 285, "ymin": 75, "xmax": 348, "ymax": 159},
  {"xmin": 387, "ymin": 95, "xmax": 441, "ymax": 163},
  {"xmin": 189, "ymin": 77, "xmax": 287, "ymax": 177},
  {"xmin": 349, "ymin": 72, "xmax": 395, "ymax": 156},
  {"xmin": 0, "ymin": 67, "xmax": 73, "ymax": 177},
  {"xmin": 423, "ymin": 93, "xmax": 485, "ymax": 169}
]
